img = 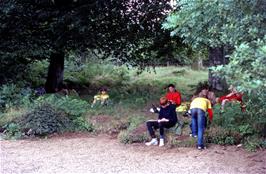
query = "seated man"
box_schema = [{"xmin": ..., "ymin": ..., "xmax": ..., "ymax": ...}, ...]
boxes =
[
  {"xmin": 91, "ymin": 87, "xmax": 110, "ymax": 108},
  {"xmin": 145, "ymin": 97, "xmax": 177, "ymax": 147},
  {"xmin": 217, "ymin": 85, "xmax": 245, "ymax": 112}
]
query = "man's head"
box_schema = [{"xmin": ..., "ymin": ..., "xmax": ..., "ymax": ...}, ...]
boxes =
[
  {"xmin": 160, "ymin": 97, "xmax": 168, "ymax": 106},
  {"xmin": 199, "ymin": 89, "xmax": 208, "ymax": 98}
]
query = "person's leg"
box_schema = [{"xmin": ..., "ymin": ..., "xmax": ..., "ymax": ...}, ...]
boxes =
[
  {"xmin": 146, "ymin": 121, "xmax": 159, "ymax": 138},
  {"xmin": 158, "ymin": 121, "xmax": 176, "ymax": 136},
  {"xmin": 158, "ymin": 122, "xmax": 175, "ymax": 146},
  {"xmin": 197, "ymin": 109, "xmax": 206, "ymax": 149},
  {"xmin": 191, "ymin": 108, "xmax": 198, "ymax": 137},
  {"xmin": 221, "ymin": 99, "xmax": 229, "ymax": 111},
  {"xmin": 145, "ymin": 121, "xmax": 159, "ymax": 146}
]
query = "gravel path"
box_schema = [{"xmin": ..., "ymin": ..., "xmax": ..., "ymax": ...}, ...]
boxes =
[{"xmin": 1, "ymin": 134, "xmax": 266, "ymax": 174}]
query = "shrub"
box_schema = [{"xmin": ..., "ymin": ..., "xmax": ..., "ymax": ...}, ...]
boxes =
[
  {"xmin": 18, "ymin": 104, "xmax": 72, "ymax": 136},
  {"xmin": 243, "ymin": 135, "xmax": 264, "ymax": 152},
  {"xmin": 72, "ymin": 116, "xmax": 94, "ymax": 132},
  {"xmin": 23, "ymin": 60, "xmax": 49, "ymax": 87},
  {"xmin": 35, "ymin": 94, "xmax": 89, "ymax": 118},
  {"xmin": 212, "ymin": 95, "xmax": 266, "ymax": 150},
  {"xmin": 2, "ymin": 122, "xmax": 22, "ymax": 140},
  {"xmin": 206, "ymin": 126, "xmax": 241, "ymax": 145},
  {"xmin": 0, "ymin": 84, "xmax": 34, "ymax": 111},
  {"xmin": 214, "ymin": 38, "xmax": 266, "ymax": 146}
]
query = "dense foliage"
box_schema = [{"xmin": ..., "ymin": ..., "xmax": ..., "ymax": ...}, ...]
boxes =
[
  {"xmin": 19, "ymin": 104, "xmax": 72, "ymax": 136},
  {"xmin": 0, "ymin": 0, "xmax": 186, "ymax": 85},
  {"xmin": 163, "ymin": 0, "xmax": 266, "ymax": 48}
]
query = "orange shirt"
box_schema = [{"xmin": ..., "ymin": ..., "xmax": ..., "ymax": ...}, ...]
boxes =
[{"xmin": 166, "ymin": 91, "xmax": 181, "ymax": 106}]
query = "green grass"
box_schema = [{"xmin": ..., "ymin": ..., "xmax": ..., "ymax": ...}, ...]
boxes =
[
  {"xmin": 82, "ymin": 65, "xmax": 208, "ymax": 122},
  {"xmin": 1, "ymin": 61, "xmax": 264, "ymax": 150},
  {"xmin": 129, "ymin": 66, "xmax": 207, "ymax": 96},
  {"xmin": 80, "ymin": 65, "xmax": 208, "ymax": 146},
  {"xmin": 0, "ymin": 63, "xmax": 208, "ymax": 143}
]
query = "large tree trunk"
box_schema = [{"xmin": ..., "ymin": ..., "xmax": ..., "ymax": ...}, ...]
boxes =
[
  {"xmin": 208, "ymin": 47, "xmax": 227, "ymax": 91},
  {"xmin": 45, "ymin": 51, "xmax": 64, "ymax": 93}
]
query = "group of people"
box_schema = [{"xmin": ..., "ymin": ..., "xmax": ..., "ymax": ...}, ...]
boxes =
[
  {"xmin": 145, "ymin": 84, "xmax": 245, "ymax": 150},
  {"xmin": 90, "ymin": 83, "xmax": 244, "ymax": 150}
]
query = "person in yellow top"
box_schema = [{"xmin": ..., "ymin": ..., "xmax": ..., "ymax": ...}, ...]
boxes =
[
  {"xmin": 190, "ymin": 89, "xmax": 213, "ymax": 150},
  {"xmin": 91, "ymin": 87, "xmax": 110, "ymax": 108},
  {"xmin": 176, "ymin": 102, "xmax": 190, "ymax": 112}
]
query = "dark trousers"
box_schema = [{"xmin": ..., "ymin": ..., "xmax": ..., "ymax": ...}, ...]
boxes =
[{"xmin": 146, "ymin": 121, "xmax": 176, "ymax": 138}]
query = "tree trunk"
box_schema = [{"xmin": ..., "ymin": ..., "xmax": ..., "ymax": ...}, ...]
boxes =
[
  {"xmin": 208, "ymin": 47, "xmax": 227, "ymax": 91},
  {"xmin": 45, "ymin": 51, "xmax": 64, "ymax": 93}
]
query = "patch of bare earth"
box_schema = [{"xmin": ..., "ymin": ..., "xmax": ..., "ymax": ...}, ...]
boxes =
[{"xmin": 1, "ymin": 134, "xmax": 266, "ymax": 174}]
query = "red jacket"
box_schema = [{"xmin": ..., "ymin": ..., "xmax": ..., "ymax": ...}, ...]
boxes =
[{"xmin": 166, "ymin": 91, "xmax": 181, "ymax": 106}]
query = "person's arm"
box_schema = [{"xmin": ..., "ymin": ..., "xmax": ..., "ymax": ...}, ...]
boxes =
[
  {"xmin": 173, "ymin": 92, "xmax": 181, "ymax": 106},
  {"xmin": 207, "ymin": 100, "xmax": 213, "ymax": 122},
  {"xmin": 158, "ymin": 118, "xmax": 169, "ymax": 122},
  {"xmin": 207, "ymin": 108, "xmax": 213, "ymax": 122}
]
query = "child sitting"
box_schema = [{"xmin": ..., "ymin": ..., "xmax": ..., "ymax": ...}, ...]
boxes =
[
  {"xmin": 145, "ymin": 97, "xmax": 178, "ymax": 147},
  {"xmin": 217, "ymin": 85, "xmax": 246, "ymax": 112},
  {"xmin": 91, "ymin": 87, "xmax": 110, "ymax": 108}
]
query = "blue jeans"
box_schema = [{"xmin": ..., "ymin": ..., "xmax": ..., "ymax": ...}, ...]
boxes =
[{"xmin": 191, "ymin": 108, "xmax": 206, "ymax": 148}]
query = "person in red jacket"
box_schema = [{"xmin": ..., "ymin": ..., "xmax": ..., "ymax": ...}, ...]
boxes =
[
  {"xmin": 165, "ymin": 84, "xmax": 181, "ymax": 107},
  {"xmin": 217, "ymin": 85, "xmax": 246, "ymax": 112}
]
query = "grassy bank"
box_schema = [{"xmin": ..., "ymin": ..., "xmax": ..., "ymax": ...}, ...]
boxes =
[{"xmin": 1, "ymin": 61, "xmax": 264, "ymax": 151}]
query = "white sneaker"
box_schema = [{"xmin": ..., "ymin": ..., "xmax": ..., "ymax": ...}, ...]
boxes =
[
  {"xmin": 145, "ymin": 138, "xmax": 158, "ymax": 146},
  {"xmin": 189, "ymin": 133, "xmax": 197, "ymax": 138},
  {"xmin": 159, "ymin": 138, "xmax": 164, "ymax": 147},
  {"xmin": 197, "ymin": 146, "xmax": 206, "ymax": 150}
]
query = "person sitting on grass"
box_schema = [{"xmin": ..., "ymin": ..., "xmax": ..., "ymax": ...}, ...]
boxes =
[
  {"xmin": 145, "ymin": 97, "xmax": 177, "ymax": 147},
  {"xmin": 91, "ymin": 87, "xmax": 110, "ymax": 108},
  {"xmin": 190, "ymin": 89, "xmax": 213, "ymax": 150},
  {"xmin": 217, "ymin": 85, "xmax": 246, "ymax": 112},
  {"xmin": 165, "ymin": 84, "xmax": 182, "ymax": 107}
]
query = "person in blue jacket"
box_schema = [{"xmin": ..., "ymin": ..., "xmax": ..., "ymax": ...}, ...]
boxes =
[{"xmin": 145, "ymin": 97, "xmax": 177, "ymax": 147}]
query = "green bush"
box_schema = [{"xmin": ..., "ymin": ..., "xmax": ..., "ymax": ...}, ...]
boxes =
[
  {"xmin": 3, "ymin": 122, "xmax": 22, "ymax": 140},
  {"xmin": 35, "ymin": 94, "xmax": 89, "ymax": 118},
  {"xmin": 72, "ymin": 116, "xmax": 94, "ymax": 132},
  {"xmin": 243, "ymin": 135, "xmax": 265, "ymax": 152},
  {"xmin": 18, "ymin": 104, "xmax": 72, "ymax": 136},
  {"xmin": 206, "ymin": 126, "xmax": 241, "ymax": 145},
  {"xmin": 23, "ymin": 60, "xmax": 49, "ymax": 87},
  {"xmin": 210, "ymin": 102, "xmax": 265, "ymax": 150},
  {"xmin": 213, "ymin": 38, "xmax": 266, "ymax": 148},
  {"xmin": 0, "ymin": 84, "xmax": 34, "ymax": 111}
]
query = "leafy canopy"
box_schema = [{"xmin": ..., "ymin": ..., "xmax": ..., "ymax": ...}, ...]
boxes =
[
  {"xmin": 163, "ymin": 0, "xmax": 266, "ymax": 48},
  {"xmin": 0, "ymin": 0, "xmax": 177, "ymax": 68}
]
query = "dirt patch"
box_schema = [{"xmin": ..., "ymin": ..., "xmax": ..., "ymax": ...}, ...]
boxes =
[
  {"xmin": 1, "ymin": 135, "xmax": 266, "ymax": 174},
  {"xmin": 88, "ymin": 115, "xmax": 129, "ymax": 136},
  {"xmin": 130, "ymin": 123, "xmax": 147, "ymax": 136},
  {"xmin": 90, "ymin": 115, "xmax": 113, "ymax": 124},
  {"xmin": 175, "ymin": 135, "xmax": 190, "ymax": 141}
]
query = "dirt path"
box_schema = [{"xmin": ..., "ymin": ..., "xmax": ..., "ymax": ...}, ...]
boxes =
[{"xmin": 1, "ymin": 134, "xmax": 265, "ymax": 174}]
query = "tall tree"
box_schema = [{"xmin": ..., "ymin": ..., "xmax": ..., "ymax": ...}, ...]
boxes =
[
  {"xmin": 0, "ymin": 0, "xmax": 179, "ymax": 91},
  {"xmin": 163, "ymin": 0, "xmax": 266, "ymax": 90}
]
